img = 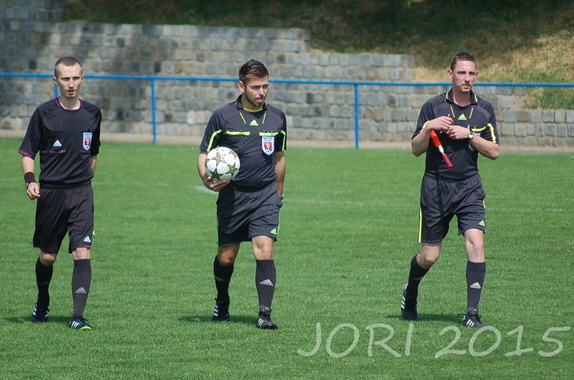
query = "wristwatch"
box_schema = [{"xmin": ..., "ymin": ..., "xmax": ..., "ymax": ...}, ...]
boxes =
[{"xmin": 467, "ymin": 131, "xmax": 475, "ymax": 140}]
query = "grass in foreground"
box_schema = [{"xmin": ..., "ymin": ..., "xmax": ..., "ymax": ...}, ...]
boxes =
[{"xmin": 0, "ymin": 139, "xmax": 572, "ymax": 379}]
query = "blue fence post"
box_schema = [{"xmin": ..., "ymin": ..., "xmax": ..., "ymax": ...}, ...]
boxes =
[
  {"xmin": 354, "ymin": 83, "xmax": 359, "ymax": 149},
  {"xmin": 150, "ymin": 78, "xmax": 157, "ymax": 144}
]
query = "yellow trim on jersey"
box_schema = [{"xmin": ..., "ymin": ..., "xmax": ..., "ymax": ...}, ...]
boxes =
[
  {"xmin": 485, "ymin": 123, "xmax": 497, "ymax": 144},
  {"xmin": 206, "ymin": 130, "xmax": 223, "ymax": 151},
  {"xmin": 239, "ymin": 110, "xmax": 267, "ymax": 126},
  {"xmin": 277, "ymin": 130, "xmax": 287, "ymax": 150},
  {"xmin": 449, "ymin": 105, "xmax": 475, "ymax": 121},
  {"xmin": 227, "ymin": 131, "xmax": 250, "ymax": 136},
  {"xmin": 470, "ymin": 124, "xmax": 497, "ymax": 143},
  {"xmin": 244, "ymin": 106, "xmax": 263, "ymax": 112}
]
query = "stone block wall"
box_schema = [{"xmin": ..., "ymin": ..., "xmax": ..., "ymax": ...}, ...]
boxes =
[{"xmin": 1, "ymin": 0, "xmax": 572, "ymax": 148}]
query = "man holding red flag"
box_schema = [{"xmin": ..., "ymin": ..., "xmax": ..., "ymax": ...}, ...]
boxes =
[{"xmin": 400, "ymin": 51, "xmax": 500, "ymax": 328}]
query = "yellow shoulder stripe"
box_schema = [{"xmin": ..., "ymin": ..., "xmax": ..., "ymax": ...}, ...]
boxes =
[{"xmin": 206, "ymin": 130, "xmax": 222, "ymax": 151}]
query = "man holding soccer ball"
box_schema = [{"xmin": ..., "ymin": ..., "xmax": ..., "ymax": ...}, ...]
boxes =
[
  {"xmin": 400, "ymin": 52, "xmax": 499, "ymax": 328},
  {"xmin": 197, "ymin": 60, "xmax": 287, "ymax": 329}
]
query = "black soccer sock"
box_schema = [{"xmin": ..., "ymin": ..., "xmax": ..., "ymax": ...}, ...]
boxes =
[
  {"xmin": 406, "ymin": 254, "xmax": 429, "ymax": 297},
  {"xmin": 255, "ymin": 259, "xmax": 276, "ymax": 309},
  {"xmin": 35, "ymin": 258, "xmax": 53, "ymax": 309},
  {"xmin": 213, "ymin": 256, "xmax": 234, "ymax": 303},
  {"xmin": 466, "ymin": 261, "xmax": 486, "ymax": 311},
  {"xmin": 71, "ymin": 259, "xmax": 92, "ymax": 319}
]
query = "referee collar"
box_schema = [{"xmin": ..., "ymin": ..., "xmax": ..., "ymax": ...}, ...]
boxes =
[
  {"xmin": 235, "ymin": 95, "xmax": 268, "ymax": 111},
  {"xmin": 55, "ymin": 98, "xmax": 84, "ymax": 110},
  {"xmin": 445, "ymin": 89, "xmax": 479, "ymax": 106}
]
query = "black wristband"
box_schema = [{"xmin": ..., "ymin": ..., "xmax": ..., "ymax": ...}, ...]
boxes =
[{"xmin": 24, "ymin": 172, "xmax": 36, "ymax": 188}]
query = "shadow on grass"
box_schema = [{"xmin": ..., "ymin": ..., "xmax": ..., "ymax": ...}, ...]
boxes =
[
  {"xmin": 179, "ymin": 314, "xmax": 258, "ymax": 326},
  {"xmin": 388, "ymin": 313, "xmax": 463, "ymax": 324},
  {"xmin": 5, "ymin": 315, "xmax": 74, "ymax": 326}
]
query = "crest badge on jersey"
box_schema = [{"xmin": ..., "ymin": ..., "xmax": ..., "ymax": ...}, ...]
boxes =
[
  {"xmin": 261, "ymin": 136, "xmax": 274, "ymax": 156},
  {"xmin": 83, "ymin": 132, "xmax": 93, "ymax": 151}
]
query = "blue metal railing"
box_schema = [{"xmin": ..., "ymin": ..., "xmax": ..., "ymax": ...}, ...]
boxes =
[{"xmin": 2, "ymin": 72, "xmax": 573, "ymax": 148}]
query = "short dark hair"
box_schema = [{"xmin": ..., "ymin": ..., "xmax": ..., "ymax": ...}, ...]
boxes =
[
  {"xmin": 450, "ymin": 51, "xmax": 476, "ymax": 71},
  {"xmin": 239, "ymin": 59, "xmax": 269, "ymax": 84},
  {"xmin": 54, "ymin": 56, "xmax": 82, "ymax": 77}
]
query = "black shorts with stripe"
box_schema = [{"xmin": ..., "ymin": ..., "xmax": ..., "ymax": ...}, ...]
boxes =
[
  {"xmin": 33, "ymin": 183, "xmax": 94, "ymax": 254},
  {"xmin": 419, "ymin": 173, "xmax": 486, "ymax": 243},
  {"xmin": 216, "ymin": 181, "xmax": 282, "ymax": 246}
]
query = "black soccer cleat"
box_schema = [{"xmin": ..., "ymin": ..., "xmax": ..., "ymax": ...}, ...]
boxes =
[
  {"xmin": 256, "ymin": 306, "xmax": 278, "ymax": 330},
  {"xmin": 462, "ymin": 308, "xmax": 487, "ymax": 328},
  {"xmin": 400, "ymin": 283, "xmax": 418, "ymax": 321},
  {"xmin": 70, "ymin": 317, "xmax": 92, "ymax": 330},
  {"xmin": 212, "ymin": 299, "xmax": 230, "ymax": 322},
  {"xmin": 32, "ymin": 304, "xmax": 49, "ymax": 323}
]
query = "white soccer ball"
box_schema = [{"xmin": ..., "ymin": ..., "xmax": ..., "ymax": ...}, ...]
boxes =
[{"xmin": 205, "ymin": 146, "xmax": 240, "ymax": 182}]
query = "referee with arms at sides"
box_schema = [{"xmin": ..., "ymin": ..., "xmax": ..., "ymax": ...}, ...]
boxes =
[
  {"xmin": 197, "ymin": 59, "xmax": 287, "ymax": 329},
  {"xmin": 400, "ymin": 51, "xmax": 499, "ymax": 328},
  {"xmin": 19, "ymin": 56, "xmax": 101, "ymax": 330}
]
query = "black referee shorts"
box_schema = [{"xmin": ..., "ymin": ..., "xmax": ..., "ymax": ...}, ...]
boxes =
[
  {"xmin": 419, "ymin": 173, "xmax": 486, "ymax": 243},
  {"xmin": 33, "ymin": 184, "xmax": 94, "ymax": 254},
  {"xmin": 216, "ymin": 181, "xmax": 282, "ymax": 247}
]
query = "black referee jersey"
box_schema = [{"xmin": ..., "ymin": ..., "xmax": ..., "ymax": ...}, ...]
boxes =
[
  {"xmin": 18, "ymin": 98, "xmax": 102, "ymax": 187},
  {"xmin": 413, "ymin": 89, "xmax": 499, "ymax": 180},
  {"xmin": 200, "ymin": 95, "xmax": 287, "ymax": 189}
]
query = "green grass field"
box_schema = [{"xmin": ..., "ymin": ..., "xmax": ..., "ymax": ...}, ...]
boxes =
[{"xmin": 0, "ymin": 138, "xmax": 572, "ymax": 379}]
